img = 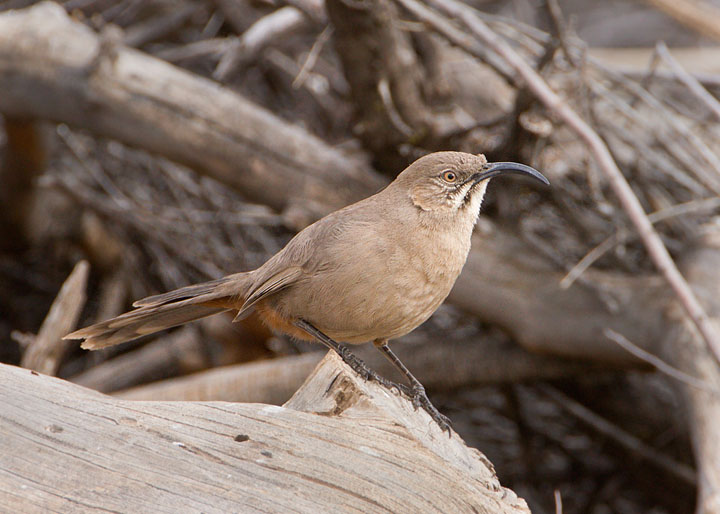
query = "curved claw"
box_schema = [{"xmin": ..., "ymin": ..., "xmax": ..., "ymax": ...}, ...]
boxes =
[{"xmin": 407, "ymin": 383, "xmax": 452, "ymax": 435}]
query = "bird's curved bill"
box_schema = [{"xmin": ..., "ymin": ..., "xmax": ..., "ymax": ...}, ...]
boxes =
[{"xmin": 473, "ymin": 162, "xmax": 549, "ymax": 185}]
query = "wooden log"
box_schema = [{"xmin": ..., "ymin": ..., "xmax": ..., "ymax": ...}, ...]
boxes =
[
  {"xmin": 450, "ymin": 222, "xmax": 671, "ymax": 361},
  {"xmin": 70, "ymin": 326, "xmax": 212, "ymax": 393},
  {"xmin": 326, "ymin": 0, "xmax": 434, "ymax": 170},
  {"xmin": 115, "ymin": 351, "xmax": 323, "ymax": 404},
  {"xmin": 0, "ymin": 353, "xmax": 529, "ymax": 513}
]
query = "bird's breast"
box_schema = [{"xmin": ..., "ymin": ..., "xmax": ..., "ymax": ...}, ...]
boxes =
[{"xmin": 268, "ymin": 216, "xmax": 474, "ymax": 343}]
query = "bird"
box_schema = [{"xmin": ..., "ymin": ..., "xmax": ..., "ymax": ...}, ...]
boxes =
[{"xmin": 65, "ymin": 151, "xmax": 549, "ymax": 432}]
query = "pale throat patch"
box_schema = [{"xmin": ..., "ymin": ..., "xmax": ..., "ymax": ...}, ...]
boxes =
[{"xmin": 463, "ymin": 180, "xmax": 489, "ymax": 224}]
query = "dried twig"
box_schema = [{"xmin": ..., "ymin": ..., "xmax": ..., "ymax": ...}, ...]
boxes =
[
  {"xmin": 560, "ymin": 232, "xmax": 623, "ymax": 289},
  {"xmin": 123, "ymin": 3, "xmax": 203, "ymax": 48},
  {"xmin": 554, "ymin": 490, "xmax": 562, "ymax": 514},
  {"xmin": 153, "ymin": 38, "xmax": 230, "ymax": 63},
  {"xmin": 605, "ymin": 329, "xmax": 720, "ymax": 395},
  {"xmin": 643, "ymin": 0, "xmax": 720, "ymax": 42},
  {"xmin": 538, "ymin": 385, "xmax": 696, "ymax": 485},
  {"xmin": 292, "ymin": 24, "xmax": 332, "ymax": 89},
  {"xmin": 562, "ymin": 196, "xmax": 720, "ymax": 288},
  {"xmin": 654, "ymin": 41, "xmax": 720, "ymax": 122},
  {"xmin": 214, "ymin": 7, "xmax": 309, "ymax": 81}
]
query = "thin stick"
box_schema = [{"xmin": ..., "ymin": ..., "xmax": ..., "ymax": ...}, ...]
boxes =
[
  {"xmin": 214, "ymin": 7, "xmax": 307, "ymax": 81},
  {"xmin": 396, "ymin": 0, "xmax": 720, "ymax": 368},
  {"xmin": 293, "ymin": 25, "xmax": 332, "ymax": 89},
  {"xmin": 604, "ymin": 329, "xmax": 720, "ymax": 395},
  {"xmin": 643, "ymin": 0, "xmax": 720, "ymax": 43},
  {"xmin": 538, "ymin": 385, "xmax": 697, "ymax": 485},
  {"xmin": 553, "ymin": 489, "xmax": 562, "ymax": 514},
  {"xmin": 562, "ymin": 196, "xmax": 720, "ymax": 288},
  {"xmin": 560, "ymin": 232, "xmax": 622, "ymax": 289},
  {"xmin": 21, "ymin": 260, "xmax": 90, "ymax": 376},
  {"xmin": 654, "ymin": 41, "xmax": 720, "ymax": 122}
]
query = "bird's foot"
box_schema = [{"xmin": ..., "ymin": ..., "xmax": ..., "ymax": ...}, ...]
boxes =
[
  {"xmin": 407, "ymin": 382, "xmax": 452, "ymax": 435},
  {"xmin": 336, "ymin": 345, "xmax": 407, "ymax": 393}
]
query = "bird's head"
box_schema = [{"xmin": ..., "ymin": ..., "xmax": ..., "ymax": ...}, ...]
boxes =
[{"xmin": 394, "ymin": 151, "xmax": 548, "ymax": 220}]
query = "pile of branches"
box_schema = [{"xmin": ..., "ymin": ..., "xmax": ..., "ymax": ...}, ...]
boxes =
[{"xmin": 1, "ymin": 0, "xmax": 720, "ymax": 512}]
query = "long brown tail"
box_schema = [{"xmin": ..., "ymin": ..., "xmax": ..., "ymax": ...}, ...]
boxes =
[{"xmin": 64, "ymin": 272, "xmax": 251, "ymax": 350}]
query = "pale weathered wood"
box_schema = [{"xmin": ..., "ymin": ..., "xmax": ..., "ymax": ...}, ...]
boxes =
[
  {"xmin": 71, "ymin": 326, "xmax": 210, "ymax": 393},
  {"xmin": 20, "ymin": 260, "xmax": 89, "ymax": 375},
  {"xmin": 0, "ymin": 353, "xmax": 528, "ymax": 513},
  {"xmin": 643, "ymin": 0, "xmax": 720, "ymax": 43},
  {"xmin": 588, "ymin": 46, "xmax": 720, "ymax": 74},
  {"xmin": 115, "ymin": 351, "xmax": 324, "ymax": 404}
]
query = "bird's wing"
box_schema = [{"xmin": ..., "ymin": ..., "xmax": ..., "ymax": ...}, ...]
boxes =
[{"xmin": 233, "ymin": 266, "xmax": 305, "ymax": 321}]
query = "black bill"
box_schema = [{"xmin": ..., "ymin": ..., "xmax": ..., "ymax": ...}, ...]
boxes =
[{"xmin": 473, "ymin": 162, "xmax": 550, "ymax": 186}]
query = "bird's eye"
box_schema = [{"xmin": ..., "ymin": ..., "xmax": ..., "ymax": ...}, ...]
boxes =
[{"xmin": 442, "ymin": 170, "xmax": 457, "ymax": 183}]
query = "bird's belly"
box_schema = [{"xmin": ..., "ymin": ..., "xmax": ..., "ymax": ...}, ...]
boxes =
[
  {"xmin": 268, "ymin": 228, "xmax": 469, "ymax": 344},
  {"xmin": 293, "ymin": 263, "xmax": 457, "ymax": 344}
]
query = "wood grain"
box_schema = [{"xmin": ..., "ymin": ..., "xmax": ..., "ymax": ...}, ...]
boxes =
[{"xmin": 0, "ymin": 353, "xmax": 528, "ymax": 513}]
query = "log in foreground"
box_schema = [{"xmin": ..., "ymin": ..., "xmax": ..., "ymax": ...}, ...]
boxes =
[{"xmin": 0, "ymin": 353, "xmax": 528, "ymax": 513}]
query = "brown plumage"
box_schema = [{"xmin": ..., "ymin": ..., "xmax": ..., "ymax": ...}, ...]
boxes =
[{"xmin": 65, "ymin": 151, "xmax": 548, "ymax": 430}]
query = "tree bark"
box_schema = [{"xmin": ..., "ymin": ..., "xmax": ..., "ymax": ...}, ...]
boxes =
[{"xmin": 326, "ymin": 0, "xmax": 433, "ymax": 171}]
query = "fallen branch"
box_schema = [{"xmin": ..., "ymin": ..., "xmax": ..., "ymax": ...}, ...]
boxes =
[
  {"xmin": 214, "ymin": 6, "xmax": 311, "ymax": 81},
  {"xmin": 605, "ymin": 329, "xmax": 720, "ymax": 395},
  {"xmin": 643, "ymin": 0, "xmax": 720, "ymax": 43},
  {"xmin": 71, "ymin": 326, "xmax": 210, "ymax": 393},
  {"xmin": 115, "ymin": 351, "xmax": 324, "ymax": 404},
  {"xmin": 654, "ymin": 42, "xmax": 720, "ymax": 122},
  {"xmin": 662, "ymin": 231, "xmax": 720, "ymax": 514}
]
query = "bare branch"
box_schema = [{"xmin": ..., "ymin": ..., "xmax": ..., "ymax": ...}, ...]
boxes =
[
  {"xmin": 654, "ymin": 41, "xmax": 720, "ymax": 122},
  {"xmin": 539, "ymin": 385, "xmax": 696, "ymax": 485},
  {"xmin": 605, "ymin": 329, "xmax": 720, "ymax": 395}
]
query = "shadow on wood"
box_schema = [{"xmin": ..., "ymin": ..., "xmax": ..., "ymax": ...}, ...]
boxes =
[{"xmin": 0, "ymin": 352, "xmax": 528, "ymax": 513}]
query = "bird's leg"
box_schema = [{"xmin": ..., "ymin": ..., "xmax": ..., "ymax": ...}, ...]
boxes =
[
  {"xmin": 373, "ymin": 339, "xmax": 452, "ymax": 434},
  {"xmin": 294, "ymin": 320, "xmax": 403, "ymax": 391}
]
